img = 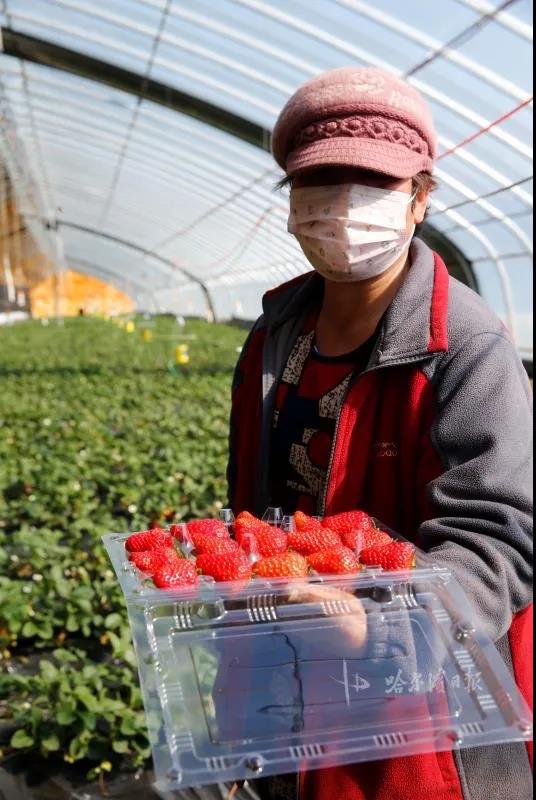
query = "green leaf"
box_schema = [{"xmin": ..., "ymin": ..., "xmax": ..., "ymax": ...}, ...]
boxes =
[
  {"xmin": 41, "ymin": 733, "xmax": 60, "ymax": 752},
  {"xmin": 112, "ymin": 739, "xmax": 130, "ymax": 754},
  {"xmin": 21, "ymin": 621, "xmax": 38, "ymax": 638},
  {"xmin": 52, "ymin": 648, "xmax": 79, "ymax": 664},
  {"xmin": 74, "ymin": 685, "xmax": 98, "ymax": 711},
  {"xmin": 100, "ymin": 697, "xmax": 126, "ymax": 714},
  {"xmin": 81, "ymin": 665, "xmax": 97, "ymax": 680},
  {"xmin": 10, "ymin": 730, "xmax": 35, "ymax": 749},
  {"xmin": 119, "ymin": 714, "xmax": 138, "ymax": 736},
  {"xmin": 34, "ymin": 620, "xmax": 54, "ymax": 640},
  {"xmin": 69, "ymin": 733, "xmax": 89, "ymax": 760},
  {"xmin": 131, "ymin": 739, "xmax": 151, "ymax": 758},
  {"xmin": 66, "ymin": 615, "xmax": 79, "ymax": 632},
  {"xmin": 104, "ymin": 612, "xmax": 123, "ymax": 630},
  {"xmin": 39, "ymin": 660, "xmax": 58, "ymax": 681},
  {"xmin": 79, "ymin": 711, "xmax": 97, "ymax": 731},
  {"xmin": 75, "ymin": 598, "xmax": 93, "ymax": 615},
  {"xmin": 57, "ymin": 703, "xmax": 77, "ymax": 726},
  {"xmin": 30, "ymin": 708, "xmax": 44, "ymax": 731}
]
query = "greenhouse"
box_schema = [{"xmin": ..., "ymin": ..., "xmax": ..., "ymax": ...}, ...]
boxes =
[{"xmin": 0, "ymin": 2, "xmax": 533, "ymax": 799}]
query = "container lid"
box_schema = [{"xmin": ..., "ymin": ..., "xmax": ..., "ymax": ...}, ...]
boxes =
[{"xmin": 103, "ymin": 533, "xmax": 533, "ymax": 792}]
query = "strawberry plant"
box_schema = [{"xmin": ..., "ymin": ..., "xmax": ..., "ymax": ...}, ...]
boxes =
[{"xmin": 0, "ymin": 316, "xmax": 246, "ymax": 778}]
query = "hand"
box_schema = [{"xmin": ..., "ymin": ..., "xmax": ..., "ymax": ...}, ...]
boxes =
[{"xmin": 288, "ymin": 582, "xmax": 367, "ymax": 648}]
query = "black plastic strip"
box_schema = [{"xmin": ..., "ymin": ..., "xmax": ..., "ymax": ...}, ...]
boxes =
[{"xmin": 0, "ymin": 27, "xmax": 271, "ymax": 151}]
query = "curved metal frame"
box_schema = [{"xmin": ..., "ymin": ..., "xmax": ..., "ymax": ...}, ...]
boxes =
[
  {"xmin": 454, "ymin": 0, "xmax": 533, "ymax": 40},
  {"xmin": 56, "ymin": 220, "xmax": 218, "ymax": 320},
  {"xmin": 430, "ymin": 196, "xmax": 517, "ymax": 337},
  {"xmin": 0, "ymin": 0, "xmax": 532, "ymax": 355}
]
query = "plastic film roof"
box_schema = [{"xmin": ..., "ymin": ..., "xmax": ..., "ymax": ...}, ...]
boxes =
[{"xmin": 0, "ymin": 0, "xmax": 532, "ymax": 353}]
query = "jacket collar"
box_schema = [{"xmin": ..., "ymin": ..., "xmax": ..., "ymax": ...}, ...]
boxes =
[{"xmin": 262, "ymin": 238, "xmax": 450, "ymax": 368}]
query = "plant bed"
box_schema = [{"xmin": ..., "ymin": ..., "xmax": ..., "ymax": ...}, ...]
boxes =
[
  {"xmin": 0, "ymin": 317, "xmax": 247, "ymax": 785},
  {"xmin": 0, "ymin": 762, "xmax": 160, "ymax": 800}
]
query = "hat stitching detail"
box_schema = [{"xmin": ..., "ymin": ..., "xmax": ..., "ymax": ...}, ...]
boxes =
[{"xmin": 293, "ymin": 115, "xmax": 429, "ymax": 157}]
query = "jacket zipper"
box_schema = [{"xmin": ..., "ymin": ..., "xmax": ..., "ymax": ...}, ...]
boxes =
[
  {"xmin": 319, "ymin": 357, "xmax": 393, "ymax": 517},
  {"xmin": 319, "ymin": 347, "xmax": 438, "ymax": 517},
  {"xmin": 320, "ymin": 409, "xmax": 344, "ymax": 518},
  {"xmin": 320, "ymin": 370, "xmax": 363, "ymax": 517}
]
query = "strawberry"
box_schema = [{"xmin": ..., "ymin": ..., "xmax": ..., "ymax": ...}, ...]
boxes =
[
  {"xmin": 240, "ymin": 527, "xmax": 288, "ymax": 558},
  {"xmin": 186, "ymin": 518, "xmax": 229, "ymax": 539},
  {"xmin": 192, "ymin": 536, "xmax": 240, "ymax": 556},
  {"xmin": 322, "ymin": 510, "xmax": 375, "ymax": 537},
  {"xmin": 234, "ymin": 512, "xmax": 272, "ymax": 544},
  {"xmin": 254, "ymin": 552, "xmax": 309, "ymax": 579},
  {"xmin": 294, "ymin": 511, "xmax": 323, "ymax": 532},
  {"xmin": 235, "ymin": 511, "xmax": 257, "ymax": 523},
  {"xmin": 233, "ymin": 511, "xmax": 259, "ymax": 531},
  {"xmin": 171, "ymin": 522, "xmax": 230, "ymax": 551},
  {"xmin": 341, "ymin": 527, "xmax": 393, "ymax": 551},
  {"xmin": 308, "ymin": 546, "xmax": 361, "ymax": 575},
  {"xmin": 169, "ymin": 524, "xmax": 189, "ymax": 544},
  {"xmin": 129, "ymin": 547, "xmax": 179, "ymax": 575},
  {"xmin": 287, "ymin": 528, "xmax": 341, "ymax": 556},
  {"xmin": 125, "ymin": 528, "xmax": 173, "ymax": 553},
  {"xmin": 153, "ymin": 559, "xmax": 199, "ymax": 589},
  {"xmin": 360, "ymin": 540, "xmax": 416, "ymax": 570},
  {"xmin": 196, "ymin": 551, "xmax": 252, "ymax": 582}
]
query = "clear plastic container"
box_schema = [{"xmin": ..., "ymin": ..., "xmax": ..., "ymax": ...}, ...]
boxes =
[{"xmin": 103, "ymin": 529, "xmax": 533, "ymax": 793}]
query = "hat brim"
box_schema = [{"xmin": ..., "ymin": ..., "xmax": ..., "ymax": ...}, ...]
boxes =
[{"xmin": 286, "ymin": 137, "xmax": 433, "ymax": 180}]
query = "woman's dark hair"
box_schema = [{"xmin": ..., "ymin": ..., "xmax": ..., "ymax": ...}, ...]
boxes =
[
  {"xmin": 274, "ymin": 173, "xmax": 293, "ymax": 191},
  {"xmin": 411, "ymin": 171, "xmax": 438, "ymax": 210}
]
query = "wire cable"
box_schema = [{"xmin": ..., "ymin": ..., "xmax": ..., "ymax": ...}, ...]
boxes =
[
  {"xmin": 427, "ymin": 175, "xmax": 533, "ymax": 216},
  {"xmin": 437, "ymin": 97, "xmax": 533, "ymax": 161},
  {"xmin": 405, "ymin": 0, "xmax": 520, "ymax": 77}
]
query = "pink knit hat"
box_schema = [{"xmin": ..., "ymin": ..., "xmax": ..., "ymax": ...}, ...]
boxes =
[{"xmin": 272, "ymin": 67, "xmax": 437, "ymax": 179}]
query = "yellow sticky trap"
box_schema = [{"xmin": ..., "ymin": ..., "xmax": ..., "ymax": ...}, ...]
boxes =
[
  {"xmin": 126, "ymin": 321, "xmax": 135, "ymax": 333},
  {"xmin": 175, "ymin": 344, "xmax": 190, "ymax": 365},
  {"xmin": 142, "ymin": 329, "xmax": 153, "ymax": 343}
]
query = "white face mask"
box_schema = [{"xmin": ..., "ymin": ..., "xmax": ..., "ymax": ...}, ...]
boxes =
[{"xmin": 288, "ymin": 183, "xmax": 416, "ymax": 282}]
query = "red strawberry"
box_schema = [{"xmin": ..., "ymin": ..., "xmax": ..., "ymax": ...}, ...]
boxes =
[
  {"xmin": 171, "ymin": 522, "xmax": 230, "ymax": 551},
  {"xmin": 233, "ymin": 511, "xmax": 260, "ymax": 531},
  {"xmin": 192, "ymin": 536, "xmax": 240, "ymax": 556},
  {"xmin": 153, "ymin": 559, "xmax": 199, "ymax": 589},
  {"xmin": 308, "ymin": 546, "xmax": 361, "ymax": 575},
  {"xmin": 287, "ymin": 528, "xmax": 341, "ymax": 556},
  {"xmin": 235, "ymin": 511, "xmax": 257, "ymax": 522},
  {"xmin": 169, "ymin": 524, "xmax": 189, "ymax": 544},
  {"xmin": 322, "ymin": 510, "xmax": 375, "ymax": 537},
  {"xmin": 360, "ymin": 541, "xmax": 416, "ymax": 570},
  {"xmin": 294, "ymin": 511, "xmax": 323, "ymax": 533},
  {"xmin": 341, "ymin": 527, "xmax": 393, "ymax": 551},
  {"xmin": 234, "ymin": 512, "xmax": 272, "ymax": 543},
  {"xmin": 240, "ymin": 527, "xmax": 288, "ymax": 558},
  {"xmin": 125, "ymin": 528, "xmax": 173, "ymax": 553},
  {"xmin": 129, "ymin": 547, "xmax": 179, "ymax": 575},
  {"xmin": 186, "ymin": 518, "xmax": 229, "ymax": 539},
  {"xmin": 254, "ymin": 552, "xmax": 309, "ymax": 579},
  {"xmin": 196, "ymin": 551, "xmax": 252, "ymax": 582}
]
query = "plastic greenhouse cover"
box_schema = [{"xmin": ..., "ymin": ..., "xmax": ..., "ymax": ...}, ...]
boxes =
[
  {"xmin": 0, "ymin": 0, "xmax": 532, "ymax": 349},
  {"xmin": 103, "ymin": 530, "xmax": 533, "ymax": 793}
]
